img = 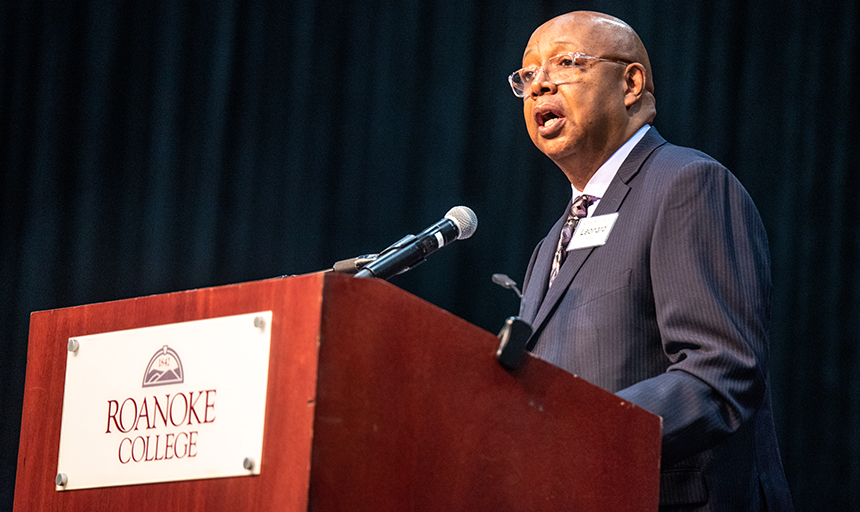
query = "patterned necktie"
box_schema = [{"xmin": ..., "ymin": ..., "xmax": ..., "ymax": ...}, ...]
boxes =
[{"xmin": 548, "ymin": 194, "xmax": 598, "ymax": 288}]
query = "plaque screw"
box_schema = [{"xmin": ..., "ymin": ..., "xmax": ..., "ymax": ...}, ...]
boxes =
[
  {"xmin": 67, "ymin": 339, "xmax": 80, "ymax": 353},
  {"xmin": 243, "ymin": 457, "xmax": 255, "ymax": 470},
  {"xmin": 55, "ymin": 473, "xmax": 68, "ymax": 486},
  {"xmin": 253, "ymin": 316, "xmax": 266, "ymax": 330}
]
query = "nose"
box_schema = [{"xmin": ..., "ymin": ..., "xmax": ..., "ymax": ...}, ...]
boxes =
[{"xmin": 529, "ymin": 68, "xmax": 558, "ymax": 98}]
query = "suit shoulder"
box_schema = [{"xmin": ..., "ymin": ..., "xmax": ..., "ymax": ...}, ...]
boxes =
[
  {"xmin": 644, "ymin": 142, "xmax": 747, "ymax": 189},
  {"xmin": 648, "ymin": 142, "xmax": 724, "ymax": 171},
  {"xmin": 641, "ymin": 142, "xmax": 762, "ymax": 221}
]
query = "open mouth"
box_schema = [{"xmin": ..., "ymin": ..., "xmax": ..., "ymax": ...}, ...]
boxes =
[
  {"xmin": 534, "ymin": 106, "xmax": 565, "ymax": 131},
  {"xmin": 540, "ymin": 111, "xmax": 562, "ymax": 128}
]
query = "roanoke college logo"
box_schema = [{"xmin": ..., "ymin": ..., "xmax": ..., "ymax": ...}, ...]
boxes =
[{"xmin": 142, "ymin": 345, "xmax": 184, "ymax": 388}]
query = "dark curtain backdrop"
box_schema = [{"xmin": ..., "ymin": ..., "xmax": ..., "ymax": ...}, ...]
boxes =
[{"xmin": 2, "ymin": 1, "xmax": 857, "ymax": 510}]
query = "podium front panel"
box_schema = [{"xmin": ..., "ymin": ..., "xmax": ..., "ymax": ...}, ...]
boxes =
[{"xmin": 15, "ymin": 274, "xmax": 326, "ymax": 512}]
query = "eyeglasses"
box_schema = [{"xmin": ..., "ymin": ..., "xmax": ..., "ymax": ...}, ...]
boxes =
[{"xmin": 508, "ymin": 52, "xmax": 631, "ymax": 98}]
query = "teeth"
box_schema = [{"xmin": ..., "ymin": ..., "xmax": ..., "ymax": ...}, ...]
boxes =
[{"xmin": 544, "ymin": 117, "xmax": 560, "ymax": 128}]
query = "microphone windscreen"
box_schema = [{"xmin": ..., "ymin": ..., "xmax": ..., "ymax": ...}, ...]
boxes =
[{"xmin": 445, "ymin": 206, "xmax": 478, "ymax": 240}]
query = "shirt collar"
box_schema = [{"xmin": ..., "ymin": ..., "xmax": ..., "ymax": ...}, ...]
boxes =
[{"xmin": 572, "ymin": 124, "xmax": 651, "ymax": 200}]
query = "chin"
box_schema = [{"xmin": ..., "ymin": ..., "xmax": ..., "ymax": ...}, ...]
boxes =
[{"xmin": 535, "ymin": 137, "xmax": 574, "ymax": 161}]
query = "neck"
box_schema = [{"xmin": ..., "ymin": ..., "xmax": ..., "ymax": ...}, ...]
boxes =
[
  {"xmin": 553, "ymin": 146, "xmax": 616, "ymax": 190},
  {"xmin": 556, "ymin": 121, "xmax": 646, "ymax": 189}
]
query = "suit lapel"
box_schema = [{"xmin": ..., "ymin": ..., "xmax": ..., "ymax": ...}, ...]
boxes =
[
  {"xmin": 526, "ymin": 127, "xmax": 667, "ymax": 347},
  {"xmin": 520, "ymin": 209, "xmax": 569, "ymax": 324}
]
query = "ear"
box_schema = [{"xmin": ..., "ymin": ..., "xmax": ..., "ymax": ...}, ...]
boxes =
[{"xmin": 623, "ymin": 63, "xmax": 647, "ymax": 108}]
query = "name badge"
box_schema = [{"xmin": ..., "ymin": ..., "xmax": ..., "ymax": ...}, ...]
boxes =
[{"xmin": 568, "ymin": 213, "xmax": 619, "ymax": 250}]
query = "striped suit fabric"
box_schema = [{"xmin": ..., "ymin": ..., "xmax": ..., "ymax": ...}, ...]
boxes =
[{"xmin": 520, "ymin": 128, "xmax": 793, "ymax": 511}]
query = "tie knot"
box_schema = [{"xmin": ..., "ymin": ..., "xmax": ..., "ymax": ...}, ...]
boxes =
[{"xmin": 571, "ymin": 194, "xmax": 597, "ymax": 218}]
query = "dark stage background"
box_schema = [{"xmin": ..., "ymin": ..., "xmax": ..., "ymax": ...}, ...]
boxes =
[{"xmin": 2, "ymin": 1, "xmax": 857, "ymax": 510}]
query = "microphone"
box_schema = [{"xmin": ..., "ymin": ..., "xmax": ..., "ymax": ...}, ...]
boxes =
[
  {"xmin": 332, "ymin": 254, "xmax": 379, "ymax": 274},
  {"xmin": 491, "ymin": 273, "xmax": 523, "ymax": 299},
  {"xmin": 354, "ymin": 206, "xmax": 477, "ymax": 280}
]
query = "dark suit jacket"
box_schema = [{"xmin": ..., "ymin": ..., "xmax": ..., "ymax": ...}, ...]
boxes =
[{"xmin": 520, "ymin": 128, "xmax": 793, "ymax": 511}]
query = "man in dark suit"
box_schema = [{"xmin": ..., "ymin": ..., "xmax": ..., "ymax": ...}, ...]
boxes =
[{"xmin": 512, "ymin": 11, "xmax": 793, "ymax": 510}]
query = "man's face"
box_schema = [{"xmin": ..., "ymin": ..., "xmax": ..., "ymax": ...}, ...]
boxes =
[{"xmin": 520, "ymin": 17, "xmax": 629, "ymax": 167}]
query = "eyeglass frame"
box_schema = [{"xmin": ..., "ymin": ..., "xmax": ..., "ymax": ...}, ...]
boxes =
[{"xmin": 508, "ymin": 51, "xmax": 632, "ymax": 98}]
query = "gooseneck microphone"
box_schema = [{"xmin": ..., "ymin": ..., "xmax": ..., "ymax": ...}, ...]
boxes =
[
  {"xmin": 491, "ymin": 273, "xmax": 523, "ymax": 299},
  {"xmin": 354, "ymin": 206, "xmax": 478, "ymax": 280}
]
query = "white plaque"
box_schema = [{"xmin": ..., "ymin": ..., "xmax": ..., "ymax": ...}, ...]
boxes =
[{"xmin": 55, "ymin": 311, "xmax": 273, "ymax": 490}]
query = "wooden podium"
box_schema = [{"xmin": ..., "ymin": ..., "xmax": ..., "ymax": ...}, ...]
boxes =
[{"xmin": 15, "ymin": 272, "xmax": 661, "ymax": 511}]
